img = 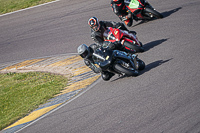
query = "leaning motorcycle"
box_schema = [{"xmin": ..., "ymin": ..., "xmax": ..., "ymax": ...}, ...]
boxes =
[
  {"xmin": 92, "ymin": 47, "xmax": 145, "ymax": 79},
  {"xmin": 124, "ymin": 0, "xmax": 163, "ymax": 21},
  {"xmin": 103, "ymin": 27, "xmax": 144, "ymax": 53}
]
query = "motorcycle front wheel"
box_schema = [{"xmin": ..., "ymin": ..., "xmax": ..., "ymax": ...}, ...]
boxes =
[
  {"xmin": 143, "ymin": 7, "xmax": 163, "ymax": 19},
  {"xmin": 137, "ymin": 59, "xmax": 145, "ymax": 70},
  {"xmin": 114, "ymin": 63, "xmax": 139, "ymax": 76},
  {"xmin": 124, "ymin": 41, "xmax": 144, "ymax": 53}
]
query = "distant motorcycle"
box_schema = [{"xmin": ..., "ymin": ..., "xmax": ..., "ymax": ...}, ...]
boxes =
[
  {"xmin": 125, "ymin": 0, "xmax": 163, "ymax": 21},
  {"xmin": 103, "ymin": 27, "xmax": 144, "ymax": 53},
  {"xmin": 92, "ymin": 47, "xmax": 145, "ymax": 78}
]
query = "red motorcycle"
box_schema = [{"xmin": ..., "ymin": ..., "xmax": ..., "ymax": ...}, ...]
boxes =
[
  {"xmin": 125, "ymin": 0, "xmax": 163, "ymax": 21},
  {"xmin": 103, "ymin": 27, "xmax": 144, "ymax": 53}
]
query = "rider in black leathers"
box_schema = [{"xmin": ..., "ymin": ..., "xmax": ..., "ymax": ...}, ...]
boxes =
[
  {"xmin": 111, "ymin": 0, "xmax": 133, "ymax": 27},
  {"xmin": 77, "ymin": 43, "xmax": 115, "ymax": 81},
  {"xmin": 111, "ymin": 0, "xmax": 147, "ymax": 25},
  {"xmin": 88, "ymin": 16, "xmax": 131, "ymax": 46},
  {"xmin": 88, "ymin": 16, "xmax": 136, "ymax": 54}
]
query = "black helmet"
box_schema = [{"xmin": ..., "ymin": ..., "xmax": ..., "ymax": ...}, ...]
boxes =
[
  {"xmin": 88, "ymin": 17, "xmax": 100, "ymax": 31},
  {"xmin": 77, "ymin": 44, "xmax": 91, "ymax": 58}
]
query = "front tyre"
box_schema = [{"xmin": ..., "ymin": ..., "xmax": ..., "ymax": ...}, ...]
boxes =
[
  {"xmin": 124, "ymin": 41, "xmax": 144, "ymax": 53},
  {"xmin": 143, "ymin": 7, "xmax": 163, "ymax": 19},
  {"xmin": 114, "ymin": 63, "xmax": 139, "ymax": 76},
  {"xmin": 137, "ymin": 59, "xmax": 145, "ymax": 70},
  {"xmin": 139, "ymin": 41, "xmax": 145, "ymax": 52}
]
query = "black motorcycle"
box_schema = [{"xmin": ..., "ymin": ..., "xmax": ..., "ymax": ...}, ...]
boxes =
[{"xmin": 92, "ymin": 47, "xmax": 145, "ymax": 78}]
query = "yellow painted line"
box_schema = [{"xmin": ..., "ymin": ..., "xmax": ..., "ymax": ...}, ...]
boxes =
[
  {"xmin": 50, "ymin": 56, "xmax": 82, "ymax": 67},
  {"xmin": 4, "ymin": 74, "xmax": 100, "ymax": 130},
  {"xmin": 4, "ymin": 103, "xmax": 62, "ymax": 130},
  {"xmin": 55, "ymin": 75, "xmax": 100, "ymax": 96},
  {"xmin": 72, "ymin": 64, "xmax": 100, "ymax": 76},
  {"xmin": 72, "ymin": 66, "xmax": 92, "ymax": 76},
  {"xmin": 2, "ymin": 58, "xmax": 47, "ymax": 70}
]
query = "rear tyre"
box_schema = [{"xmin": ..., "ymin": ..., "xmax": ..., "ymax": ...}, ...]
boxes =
[{"xmin": 114, "ymin": 63, "xmax": 139, "ymax": 76}]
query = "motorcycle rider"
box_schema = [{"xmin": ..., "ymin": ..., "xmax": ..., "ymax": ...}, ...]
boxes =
[
  {"xmin": 77, "ymin": 43, "xmax": 115, "ymax": 81},
  {"xmin": 111, "ymin": 0, "xmax": 133, "ymax": 27},
  {"xmin": 88, "ymin": 17, "xmax": 137, "ymax": 45},
  {"xmin": 111, "ymin": 0, "xmax": 145, "ymax": 25},
  {"xmin": 88, "ymin": 16, "xmax": 136, "ymax": 54}
]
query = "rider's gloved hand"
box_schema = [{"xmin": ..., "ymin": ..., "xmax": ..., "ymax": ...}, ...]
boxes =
[
  {"xmin": 102, "ymin": 41, "xmax": 109, "ymax": 48},
  {"xmin": 127, "ymin": 10, "xmax": 132, "ymax": 19},
  {"xmin": 121, "ymin": 16, "xmax": 128, "ymax": 21},
  {"xmin": 121, "ymin": 11, "xmax": 132, "ymax": 21},
  {"xmin": 103, "ymin": 41, "xmax": 116, "ymax": 50},
  {"xmin": 113, "ymin": 41, "xmax": 124, "ymax": 50},
  {"xmin": 107, "ymin": 42, "xmax": 116, "ymax": 50}
]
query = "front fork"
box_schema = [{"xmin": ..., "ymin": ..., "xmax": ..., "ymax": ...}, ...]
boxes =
[{"xmin": 131, "ymin": 54, "xmax": 139, "ymax": 69}]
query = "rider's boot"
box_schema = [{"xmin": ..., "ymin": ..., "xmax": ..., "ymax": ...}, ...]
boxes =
[{"xmin": 132, "ymin": 14, "xmax": 139, "ymax": 21}]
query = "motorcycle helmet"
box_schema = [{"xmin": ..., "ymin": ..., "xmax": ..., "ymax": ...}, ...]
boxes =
[
  {"xmin": 77, "ymin": 44, "xmax": 91, "ymax": 58},
  {"xmin": 88, "ymin": 17, "xmax": 100, "ymax": 31}
]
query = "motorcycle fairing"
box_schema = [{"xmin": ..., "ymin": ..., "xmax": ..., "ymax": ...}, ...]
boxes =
[
  {"xmin": 103, "ymin": 28, "xmax": 116, "ymax": 41},
  {"xmin": 128, "ymin": 0, "xmax": 140, "ymax": 9},
  {"xmin": 92, "ymin": 48, "xmax": 113, "ymax": 69},
  {"xmin": 109, "ymin": 27, "xmax": 123, "ymax": 41},
  {"xmin": 113, "ymin": 50, "xmax": 132, "ymax": 61},
  {"xmin": 126, "ymin": 0, "xmax": 144, "ymax": 12}
]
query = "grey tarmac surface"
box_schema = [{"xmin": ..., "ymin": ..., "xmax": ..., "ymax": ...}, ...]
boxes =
[{"xmin": 0, "ymin": 0, "xmax": 200, "ymax": 133}]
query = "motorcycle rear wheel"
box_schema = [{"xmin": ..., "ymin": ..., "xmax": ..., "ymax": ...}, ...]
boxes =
[
  {"xmin": 143, "ymin": 7, "xmax": 163, "ymax": 19},
  {"xmin": 114, "ymin": 63, "xmax": 139, "ymax": 76}
]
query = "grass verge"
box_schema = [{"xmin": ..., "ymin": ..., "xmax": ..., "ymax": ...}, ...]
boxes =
[
  {"xmin": 0, "ymin": 72, "xmax": 68, "ymax": 130},
  {"xmin": 0, "ymin": 0, "xmax": 55, "ymax": 15}
]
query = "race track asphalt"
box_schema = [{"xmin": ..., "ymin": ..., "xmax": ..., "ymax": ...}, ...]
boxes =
[{"xmin": 0, "ymin": 0, "xmax": 200, "ymax": 133}]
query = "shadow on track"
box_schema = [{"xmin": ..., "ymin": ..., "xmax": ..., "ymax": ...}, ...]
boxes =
[
  {"xmin": 162, "ymin": 7, "xmax": 182, "ymax": 18},
  {"xmin": 144, "ymin": 38, "xmax": 168, "ymax": 52},
  {"xmin": 132, "ymin": 7, "xmax": 182, "ymax": 27},
  {"xmin": 111, "ymin": 59, "xmax": 172, "ymax": 82},
  {"xmin": 140, "ymin": 58, "xmax": 172, "ymax": 75},
  {"xmin": 110, "ymin": 38, "xmax": 170, "ymax": 81}
]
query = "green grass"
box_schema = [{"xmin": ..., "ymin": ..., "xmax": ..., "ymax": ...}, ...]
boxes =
[
  {"xmin": 0, "ymin": 0, "xmax": 54, "ymax": 15},
  {"xmin": 0, "ymin": 72, "xmax": 68, "ymax": 130}
]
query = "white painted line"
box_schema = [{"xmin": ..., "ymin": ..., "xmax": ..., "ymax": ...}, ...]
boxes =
[
  {"xmin": 0, "ymin": 0, "xmax": 60, "ymax": 17},
  {"xmin": 15, "ymin": 78, "xmax": 102, "ymax": 133}
]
